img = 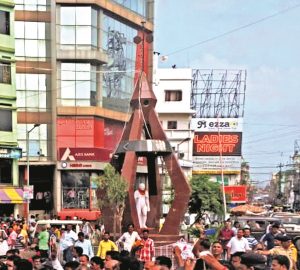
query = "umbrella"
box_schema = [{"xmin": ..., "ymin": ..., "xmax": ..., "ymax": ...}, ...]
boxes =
[{"xmin": 230, "ymin": 204, "xmax": 265, "ymax": 215}]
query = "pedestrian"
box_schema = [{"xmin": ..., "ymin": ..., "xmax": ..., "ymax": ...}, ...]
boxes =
[
  {"xmin": 136, "ymin": 229, "xmax": 154, "ymax": 264},
  {"xmin": 218, "ymin": 220, "xmax": 235, "ymax": 259},
  {"xmin": 96, "ymin": 231, "xmax": 118, "ymax": 260},
  {"xmin": 271, "ymin": 255, "xmax": 290, "ymax": 270},
  {"xmin": 60, "ymin": 224, "xmax": 78, "ymax": 263},
  {"xmin": 243, "ymin": 228, "xmax": 258, "ymax": 250},
  {"xmin": 226, "ymin": 229, "xmax": 251, "ymax": 258},
  {"xmin": 38, "ymin": 225, "xmax": 49, "ymax": 258},
  {"xmin": 75, "ymin": 232, "xmax": 94, "ymax": 259},
  {"xmin": 116, "ymin": 223, "xmax": 140, "ymax": 252}
]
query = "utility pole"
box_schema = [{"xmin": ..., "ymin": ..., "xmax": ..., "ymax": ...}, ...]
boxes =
[{"xmin": 278, "ymin": 163, "xmax": 283, "ymax": 199}]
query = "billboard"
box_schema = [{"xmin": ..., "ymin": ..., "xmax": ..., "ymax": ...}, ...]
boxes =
[
  {"xmin": 193, "ymin": 132, "xmax": 242, "ymax": 156},
  {"xmin": 192, "ymin": 118, "xmax": 243, "ymax": 175},
  {"xmin": 191, "ymin": 118, "xmax": 243, "ymax": 132},
  {"xmin": 193, "ymin": 156, "xmax": 241, "ymax": 175},
  {"xmin": 224, "ymin": 185, "xmax": 247, "ymax": 203}
]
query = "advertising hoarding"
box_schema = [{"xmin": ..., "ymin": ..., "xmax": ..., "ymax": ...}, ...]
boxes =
[
  {"xmin": 191, "ymin": 118, "xmax": 243, "ymax": 132},
  {"xmin": 223, "ymin": 185, "xmax": 247, "ymax": 203},
  {"xmin": 193, "ymin": 156, "xmax": 241, "ymax": 175},
  {"xmin": 193, "ymin": 132, "xmax": 242, "ymax": 156}
]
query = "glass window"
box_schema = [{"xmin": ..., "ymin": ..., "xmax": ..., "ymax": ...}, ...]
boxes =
[
  {"xmin": 76, "ymin": 7, "xmax": 91, "ymax": 25},
  {"xmin": 0, "ymin": 109, "xmax": 12, "ymax": 131},
  {"xmin": 60, "ymin": 63, "xmax": 97, "ymax": 106},
  {"xmin": 0, "ymin": 159, "xmax": 12, "ymax": 184},
  {"xmin": 60, "ymin": 26, "xmax": 75, "ymax": 44},
  {"xmin": 165, "ymin": 90, "xmax": 182, "ymax": 101},
  {"xmin": 16, "ymin": 74, "xmax": 49, "ymax": 111},
  {"xmin": 76, "ymin": 26, "xmax": 91, "ymax": 45},
  {"xmin": 17, "ymin": 124, "xmax": 48, "ymax": 157},
  {"xmin": 0, "ymin": 11, "xmax": 10, "ymax": 35},
  {"xmin": 60, "ymin": 6, "xmax": 97, "ymax": 47},
  {"xmin": 60, "ymin": 7, "xmax": 75, "ymax": 25},
  {"xmin": 167, "ymin": 121, "xmax": 177, "ymax": 130},
  {"xmin": 0, "ymin": 62, "xmax": 11, "ymax": 84},
  {"xmin": 62, "ymin": 171, "xmax": 90, "ymax": 209}
]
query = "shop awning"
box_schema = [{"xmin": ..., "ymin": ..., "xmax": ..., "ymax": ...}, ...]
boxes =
[{"xmin": 0, "ymin": 188, "xmax": 24, "ymax": 204}]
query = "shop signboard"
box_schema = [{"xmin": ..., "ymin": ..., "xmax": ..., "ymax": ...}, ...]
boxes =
[
  {"xmin": 23, "ymin": 185, "xmax": 34, "ymax": 200},
  {"xmin": 224, "ymin": 185, "xmax": 247, "ymax": 203},
  {"xmin": 0, "ymin": 147, "xmax": 22, "ymax": 159},
  {"xmin": 191, "ymin": 118, "xmax": 243, "ymax": 132},
  {"xmin": 59, "ymin": 148, "xmax": 111, "ymax": 161}
]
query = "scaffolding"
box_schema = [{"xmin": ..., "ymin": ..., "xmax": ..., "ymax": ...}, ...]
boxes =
[{"xmin": 191, "ymin": 69, "xmax": 246, "ymax": 118}]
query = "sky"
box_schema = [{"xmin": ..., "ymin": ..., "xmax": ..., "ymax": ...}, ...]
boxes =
[{"xmin": 154, "ymin": 0, "xmax": 300, "ymax": 185}]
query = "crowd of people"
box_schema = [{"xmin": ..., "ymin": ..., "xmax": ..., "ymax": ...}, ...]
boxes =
[{"xmin": 0, "ymin": 214, "xmax": 298, "ymax": 270}]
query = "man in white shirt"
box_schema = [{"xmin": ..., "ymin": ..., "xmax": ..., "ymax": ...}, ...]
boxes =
[
  {"xmin": 116, "ymin": 223, "xmax": 140, "ymax": 252},
  {"xmin": 60, "ymin": 224, "xmax": 78, "ymax": 262},
  {"xmin": 75, "ymin": 232, "xmax": 94, "ymax": 258},
  {"xmin": 227, "ymin": 228, "xmax": 251, "ymax": 257}
]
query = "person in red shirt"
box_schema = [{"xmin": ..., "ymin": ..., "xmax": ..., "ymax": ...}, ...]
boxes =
[
  {"xmin": 218, "ymin": 220, "xmax": 234, "ymax": 259},
  {"xmin": 136, "ymin": 229, "xmax": 154, "ymax": 264}
]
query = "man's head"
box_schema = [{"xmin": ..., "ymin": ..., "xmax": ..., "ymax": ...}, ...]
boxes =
[
  {"xmin": 237, "ymin": 228, "xmax": 244, "ymax": 239},
  {"xmin": 211, "ymin": 241, "xmax": 223, "ymax": 257},
  {"xmin": 103, "ymin": 232, "xmax": 110, "ymax": 241},
  {"xmin": 72, "ymin": 246, "xmax": 83, "ymax": 258},
  {"xmin": 225, "ymin": 220, "xmax": 231, "ymax": 228},
  {"xmin": 90, "ymin": 256, "xmax": 104, "ymax": 270},
  {"xmin": 127, "ymin": 223, "xmax": 134, "ymax": 233},
  {"xmin": 155, "ymin": 256, "xmax": 172, "ymax": 269},
  {"xmin": 233, "ymin": 221, "xmax": 240, "ymax": 228},
  {"xmin": 199, "ymin": 239, "xmax": 211, "ymax": 251},
  {"xmin": 271, "ymin": 224, "xmax": 280, "ymax": 234},
  {"xmin": 6, "ymin": 255, "xmax": 20, "ymax": 270},
  {"xmin": 32, "ymin": 255, "xmax": 41, "ymax": 269},
  {"xmin": 142, "ymin": 229, "xmax": 149, "ymax": 240},
  {"xmin": 78, "ymin": 232, "xmax": 85, "ymax": 242},
  {"xmin": 67, "ymin": 224, "xmax": 73, "ymax": 231},
  {"xmin": 64, "ymin": 261, "xmax": 80, "ymax": 270},
  {"xmin": 271, "ymin": 255, "xmax": 290, "ymax": 270},
  {"xmin": 231, "ymin": 252, "xmax": 243, "ymax": 268},
  {"xmin": 280, "ymin": 235, "xmax": 292, "ymax": 249},
  {"xmin": 243, "ymin": 228, "xmax": 251, "ymax": 237},
  {"xmin": 79, "ymin": 254, "xmax": 89, "ymax": 266}
]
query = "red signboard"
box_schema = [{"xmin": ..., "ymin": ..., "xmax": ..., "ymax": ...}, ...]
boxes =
[
  {"xmin": 193, "ymin": 132, "xmax": 242, "ymax": 156},
  {"xmin": 224, "ymin": 185, "xmax": 247, "ymax": 203},
  {"xmin": 59, "ymin": 148, "xmax": 111, "ymax": 161},
  {"xmin": 56, "ymin": 117, "xmax": 104, "ymax": 149}
]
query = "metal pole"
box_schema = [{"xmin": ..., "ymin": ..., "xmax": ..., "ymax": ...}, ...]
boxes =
[
  {"xmin": 26, "ymin": 130, "xmax": 30, "ymax": 224},
  {"xmin": 26, "ymin": 124, "xmax": 40, "ymax": 223}
]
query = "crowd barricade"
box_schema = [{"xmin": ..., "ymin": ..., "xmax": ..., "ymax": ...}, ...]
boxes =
[{"xmin": 154, "ymin": 244, "xmax": 177, "ymax": 269}]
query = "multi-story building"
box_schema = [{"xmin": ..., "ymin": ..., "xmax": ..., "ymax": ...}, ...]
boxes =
[
  {"xmin": 15, "ymin": 0, "xmax": 154, "ymax": 219},
  {"xmin": 153, "ymin": 68, "xmax": 194, "ymax": 215},
  {"xmin": 0, "ymin": 0, "xmax": 23, "ymax": 215},
  {"xmin": 153, "ymin": 68, "xmax": 194, "ymax": 177}
]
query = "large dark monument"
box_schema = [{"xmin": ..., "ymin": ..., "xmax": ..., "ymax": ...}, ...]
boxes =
[{"xmin": 112, "ymin": 71, "xmax": 191, "ymax": 235}]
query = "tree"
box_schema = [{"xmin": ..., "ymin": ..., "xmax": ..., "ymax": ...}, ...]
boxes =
[
  {"xmin": 188, "ymin": 175, "xmax": 224, "ymax": 221},
  {"xmin": 94, "ymin": 164, "xmax": 128, "ymax": 239}
]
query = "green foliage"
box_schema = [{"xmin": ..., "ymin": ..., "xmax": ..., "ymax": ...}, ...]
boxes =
[
  {"xmin": 189, "ymin": 175, "xmax": 224, "ymax": 218},
  {"xmin": 95, "ymin": 164, "xmax": 128, "ymax": 209}
]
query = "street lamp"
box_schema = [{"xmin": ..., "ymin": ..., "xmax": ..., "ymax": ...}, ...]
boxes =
[
  {"xmin": 176, "ymin": 137, "xmax": 191, "ymax": 159},
  {"xmin": 26, "ymin": 124, "xmax": 40, "ymax": 223}
]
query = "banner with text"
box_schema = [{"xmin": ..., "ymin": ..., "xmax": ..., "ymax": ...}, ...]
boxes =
[
  {"xmin": 193, "ymin": 132, "xmax": 242, "ymax": 156},
  {"xmin": 193, "ymin": 156, "xmax": 241, "ymax": 175},
  {"xmin": 224, "ymin": 185, "xmax": 247, "ymax": 203},
  {"xmin": 191, "ymin": 118, "xmax": 243, "ymax": 132}
]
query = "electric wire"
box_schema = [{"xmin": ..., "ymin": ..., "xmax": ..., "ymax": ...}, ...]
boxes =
[{"xmin": 164, "ymin": 2, "xmax": 300, "ymax": 57}]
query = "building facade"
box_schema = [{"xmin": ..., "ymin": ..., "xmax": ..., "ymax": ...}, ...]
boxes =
[
  {"xmin": 14, "ymin": 0, "xmax": 154, "ymax": 219},
  {"xmin": 0, "ymin": 0, "xmax": 24, "ymax": 215}
]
